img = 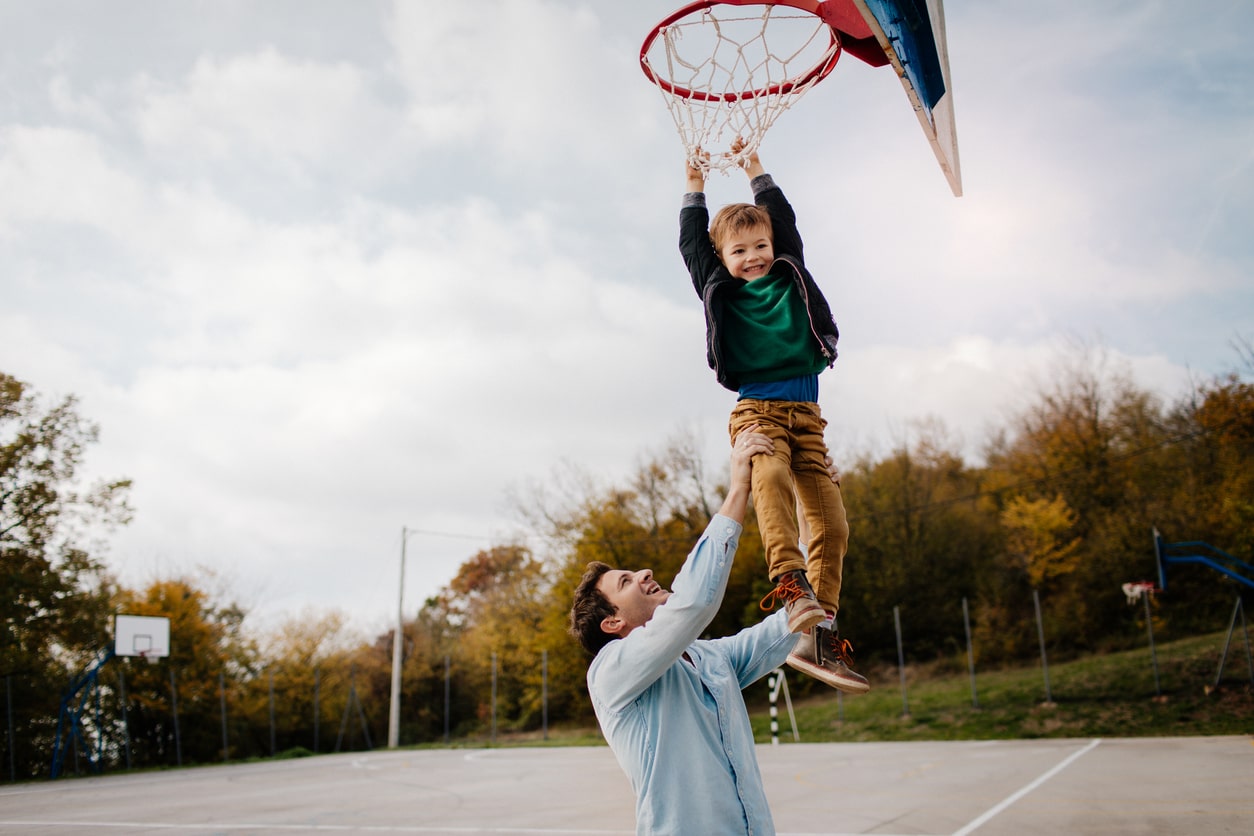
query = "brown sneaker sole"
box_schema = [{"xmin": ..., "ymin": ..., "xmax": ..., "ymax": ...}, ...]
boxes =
[
  {"xmin": 786, "ymin": 652, "xmax": 872, "ymax": 694},
  {"xmin": 787, "ymin": 601, "xmax": 825, "ymax": 633}
]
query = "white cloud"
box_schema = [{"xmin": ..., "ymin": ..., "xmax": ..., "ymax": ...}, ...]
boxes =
[
  {"xmin": 388, "ymin": 0, "xmax": 660, "ymax": 165},
  {"xmin": 134, "ymin": 47, "xmax": 401, "ymax": 173},
  {"xmin": 0, "ymin": 126, "xmax": 146, "ymax": 236}
]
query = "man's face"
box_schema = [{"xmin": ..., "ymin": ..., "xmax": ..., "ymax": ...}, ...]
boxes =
[
  {"xmin": 718, "ymin": 223, "xmax": 775, "ymax": 281},
  {"xmin": 596, "ymin": 568, "xmax": 671, "ymax": 637}
]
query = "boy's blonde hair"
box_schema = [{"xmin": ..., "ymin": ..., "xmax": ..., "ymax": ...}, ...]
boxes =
[{"xmin": 709, "ymin": 203, "xmax": 773, "ymax": 253}]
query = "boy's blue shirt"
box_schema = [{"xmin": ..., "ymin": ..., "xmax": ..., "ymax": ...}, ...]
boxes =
[
  {"xmin": 587, "ymin": 514, "xmax": 797, "ymax": 835},
  {"xmin": 739, "ymin": 374, "xmax": 818, "ymax": 402}
]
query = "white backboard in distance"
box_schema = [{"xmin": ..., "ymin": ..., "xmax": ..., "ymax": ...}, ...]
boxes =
[{"xmin": 114, "ymin": 614, "xmax": 171, "ymax": 659}]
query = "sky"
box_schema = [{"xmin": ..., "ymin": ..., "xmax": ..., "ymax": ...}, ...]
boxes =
[{"xmin": 2, "ymin": 1, "xmax": 1252, "ymax": 640}]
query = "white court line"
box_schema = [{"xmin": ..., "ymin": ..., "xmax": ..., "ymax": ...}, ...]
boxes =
[
  {"xmin": 0, "ymin": 824, "xmax": 633, "ymax": 835},
  {"xmin": 950, "ymin": 738, "xmax": 1103, "ymax": 836}
]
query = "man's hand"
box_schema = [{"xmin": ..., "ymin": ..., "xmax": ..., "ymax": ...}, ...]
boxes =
[{"xmin": 720, "ymin": 426, "xmax": 773, "ymax": 523}]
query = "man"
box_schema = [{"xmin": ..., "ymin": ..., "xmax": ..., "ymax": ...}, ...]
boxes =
[{"xmin": 569, "ymin": 428, "xmax": 829, "ymax": 835}]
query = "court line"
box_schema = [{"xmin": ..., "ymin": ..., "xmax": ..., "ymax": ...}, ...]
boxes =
[
  {"xmin": 0, "ymin": 823, "xmax": 633, "ymax": 835},
  {"xmin": 950, "ymin": 738, "xmax": 1103, "ymax": 836}
]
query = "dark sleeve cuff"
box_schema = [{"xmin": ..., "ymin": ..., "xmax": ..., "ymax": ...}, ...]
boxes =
[
  {"xmin": 750, "ymin": 174, "xmax": 776, "ymax": 196},
  {"xmin": 682, "ymin": 192, "xmax": 707, "ymax": 209}
]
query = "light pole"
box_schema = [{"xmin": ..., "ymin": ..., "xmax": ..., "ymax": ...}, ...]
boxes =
[{"xmin": 387, "ymin": 526, "xmax": 414, "ymax": 749}]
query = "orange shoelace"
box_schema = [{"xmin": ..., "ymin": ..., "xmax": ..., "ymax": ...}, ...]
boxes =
[
  {"xmin": 759, "ymin": 572, "xmax": 810, "ymax": 613},
  {"xmin": 823, "ymin": 632, "xmax": 856, "ymax": 666}
]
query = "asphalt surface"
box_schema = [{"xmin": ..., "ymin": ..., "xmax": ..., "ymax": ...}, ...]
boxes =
[{"xmin": 1, "ymin": 736, "xmax": 1251, "ymax": 834}]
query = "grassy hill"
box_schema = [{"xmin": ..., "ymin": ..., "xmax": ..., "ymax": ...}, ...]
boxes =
[
  {"xmin": 435, "ymin": 631, "xmax": 1252, "ymax": 749},
  {"xmin": 749, "ymin": 630, "xmax": 1254, "ymax": 743}
]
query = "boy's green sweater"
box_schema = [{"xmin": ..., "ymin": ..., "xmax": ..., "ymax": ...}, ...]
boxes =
[{"xmin": 721, "ymin": 271, "xmax": 826, "ymax": 384}]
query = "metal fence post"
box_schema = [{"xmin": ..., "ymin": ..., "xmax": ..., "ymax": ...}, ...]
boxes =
[
  {"xmin": 118, "ymin": 668, "xmax": 132, "ymax": 770},
  {"xmin": 490, "ymin": 653, "xmax": 497, "ymax": 746},
  {"xmin": 219, "ymin": 671, "xmax": 229, "ymax": 762},
  {"xmin": 541, "ymin": 649, "xmax": 549, "ymax": 742},
  {"xmin": 894, "ymin": 605, "xmax": 909, "ymax": 718},
  {"xmin": 313, "ymin": 668, "xmax": 320, "ymax": 753},
  {"xmin": 6, "ymin": 675, "xmax": 14, "ymax": 782},
  {"xmin": 1143, "ymin": 591, "xmax": 1162, "ymax": 697},
  {"xmin": 169, "ymin": 667, "xmax": 183, "ymax": 767},
  {"xmin": 268, "ymin": 669, "xmax": 276, "ymax": 756},
  {"xmin": 443, "ymin": 655, "xmax": 450, "ymax": 744},
  {"xmin": 1033, "ymin": 589, "xmax": 1054, "ymax": 704},
  {"xmin": 962, "ymin": 597, "xmax": 979, "ymax": 708}
]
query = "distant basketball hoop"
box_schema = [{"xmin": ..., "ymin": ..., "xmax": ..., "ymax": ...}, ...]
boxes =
[
  {"xmin": 115, "ymin": 614, "xmax": 171, "ymax": 663},
  {"xmin": 1121, "ymin": 581, "xmax": 1157, "ymax": 605}
]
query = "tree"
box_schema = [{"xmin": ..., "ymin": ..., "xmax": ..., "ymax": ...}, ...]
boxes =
[
  {"xmin": 426, "ymin": 544, "xmax": 549, "ymax": 736},
  {"xmin": 114, "ymin": 576, "xmax": 258, "ymax": 766},
  {"xmin": 0, "ymin": 372, "xmax": 130, "ymax": 777},
  {"xmin": 838, "ymin": 419, "xmax": 1000, "ymax": 667},
  {"xmin": 240, "ymin": 609, "xmax": 356, "ymax": 756},
  {"xmin": 1001, "ymin": 495, "xmax": 1082, "ymax": 589}
]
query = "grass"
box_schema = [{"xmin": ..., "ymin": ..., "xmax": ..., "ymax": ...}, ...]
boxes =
[
  {"xmin": 416, "ymin": 631, "xmax": 1253, "ymax": 751},
  {"xmin": 749, "ymin": 631, "xmax": 1254, "ymax": 743}
]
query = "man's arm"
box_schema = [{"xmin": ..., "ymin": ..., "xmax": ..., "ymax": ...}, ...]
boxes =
[
  {"xmin": 587, "ymin": 430, "xmax": 772, "ymax": 711},
  {"xmin": 715, "ymin": 427, "xmax": 761, "ymax": 523}
]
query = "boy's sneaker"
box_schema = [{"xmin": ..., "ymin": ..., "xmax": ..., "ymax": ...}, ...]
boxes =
[
  {"xmin": 760, "ymin": 569, "xmax": 825, "ymax": 633},
  {"xmin": 787, "ymin": 625, "xmax": 871, "ymax": 694}
]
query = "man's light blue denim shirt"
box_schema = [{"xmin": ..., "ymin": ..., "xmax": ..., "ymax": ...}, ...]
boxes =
[{"xmin": 587, "ymin": 514, "xmax": 798, "ymax": 835}]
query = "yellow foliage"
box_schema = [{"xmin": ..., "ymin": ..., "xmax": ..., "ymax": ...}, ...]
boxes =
[{"xmin": 1000, "ymin": 495, "xmax": 1082, "ymax": 587}]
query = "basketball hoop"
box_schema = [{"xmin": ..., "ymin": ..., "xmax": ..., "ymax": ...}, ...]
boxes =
[
  {"xmin": 1121, "ymin": 581, "xmax": 1157, "ymax": 605},
  {"xmin": 640, "ymin": 0, "xmax": 842, "ymax": 173},
  {"xmin": 139, "ymin": 649, "xmax": 160, "ymax": 665}
]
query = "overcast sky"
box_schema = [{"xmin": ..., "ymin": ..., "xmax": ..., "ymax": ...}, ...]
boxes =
[{"xmin": 3, "ymin": 1, "xmax": 1251, "ymax": 639}]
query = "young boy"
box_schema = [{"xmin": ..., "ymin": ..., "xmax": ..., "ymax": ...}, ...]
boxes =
[{"xmin": 679, "ymin": 140, "xmax": 869, "ymax": 694}]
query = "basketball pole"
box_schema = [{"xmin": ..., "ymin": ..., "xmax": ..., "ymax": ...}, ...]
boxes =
[{"xmin": 388, "ymin": 527, "xmax": 414, "ymax": 749}]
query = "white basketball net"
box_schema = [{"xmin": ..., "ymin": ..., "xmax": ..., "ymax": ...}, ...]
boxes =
[{"xmin": 641, "ymin": 4, "xmax": 841, "ymax": 174}]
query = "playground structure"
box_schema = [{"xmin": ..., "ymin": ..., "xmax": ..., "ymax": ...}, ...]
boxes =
[{"xmin": 1144, "ymin": 528, "xmax": 1254, "ymax": 690}]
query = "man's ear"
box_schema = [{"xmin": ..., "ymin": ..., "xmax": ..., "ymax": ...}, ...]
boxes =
[{"xmin": 600, "ymin": 614, "xmax": 624, "ymax": 636}]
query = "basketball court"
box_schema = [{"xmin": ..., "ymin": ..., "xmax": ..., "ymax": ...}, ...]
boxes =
[{"xmin": 2, "ymin": 736, "xmax": 1250, "ymax": 834}]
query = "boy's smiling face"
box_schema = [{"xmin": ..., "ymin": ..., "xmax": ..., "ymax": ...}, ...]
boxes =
[{"xmin": 718, "ymin": 223, "xmax": 775, "ymax": 281}]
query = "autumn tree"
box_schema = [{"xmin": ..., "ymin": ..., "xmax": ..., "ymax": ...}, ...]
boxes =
[
  {"xmin": 839, "ymin": 419, "xmax": 1001, "ymax": 667},
  {"xmin": 418, "ymin": 543, "xmax": 548, "ymax": 738},
  {"xmin": 114, "ymin": 576, "xmax": 258, "ymax": 766},
  {"xmin": 236, "ymin": 609, "xmax": 357, "ymax": 756},
  {"xmin": 0, "ymin": 372, "xmax": 130, "ymax": 777}
]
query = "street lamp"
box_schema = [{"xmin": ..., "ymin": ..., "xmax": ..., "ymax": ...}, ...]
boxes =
[{"xmin": 387, "ymin": 526, "xmax": 416, "ymax": 749}]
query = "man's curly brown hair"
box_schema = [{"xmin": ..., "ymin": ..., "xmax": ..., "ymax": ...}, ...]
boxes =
[{"xmin": 569, "ymin": 561, "xmax": 618, "ymax": 656}]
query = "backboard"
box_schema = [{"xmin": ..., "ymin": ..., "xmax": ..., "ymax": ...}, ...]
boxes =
[
  {"xmin": 850, "ymin": 0, "xmax": 962, "ymax": 195},
  {"xmin": 114, "ymin": 614, "xmax": 170, "ymax": 661}
]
